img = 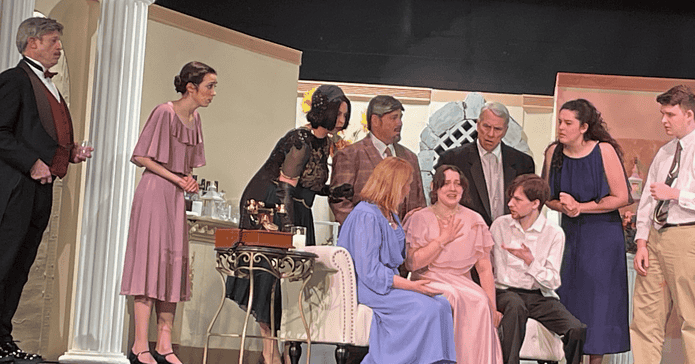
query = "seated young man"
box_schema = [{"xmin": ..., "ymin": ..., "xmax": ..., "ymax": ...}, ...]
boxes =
[{"xmin": 490, "ymin": 174, "xmax": 586, "ymax": 364}]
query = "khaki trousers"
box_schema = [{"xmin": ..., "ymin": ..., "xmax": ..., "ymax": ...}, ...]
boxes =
[{"xmin": 631, "ymin": 225, "xmax": 695, "ymax": 363}]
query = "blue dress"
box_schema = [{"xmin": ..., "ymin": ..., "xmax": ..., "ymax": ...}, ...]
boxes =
[
  {"xmin": 549, "ymin": 143, "xmax": 630, "ymax": 355},
  {"xmin": 338, "ymin": 202, "xmax": 456, "ymax": 364}
]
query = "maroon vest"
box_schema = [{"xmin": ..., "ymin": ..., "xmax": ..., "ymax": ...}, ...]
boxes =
[{"xmin": 40, "ymin": 86, "xmax": 74, "ymax": 178}]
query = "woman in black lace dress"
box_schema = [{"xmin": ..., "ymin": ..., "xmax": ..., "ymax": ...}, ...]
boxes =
[{"xmin": 226, "ymin": 85, "xmax": 352, "ymax": 364}]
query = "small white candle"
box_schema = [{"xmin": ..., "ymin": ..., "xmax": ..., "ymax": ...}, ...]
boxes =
[
  {"xmin": 191, "ymin": 201, "xmax": 203, "ymax": 216},
  {"xmin": 292, "ymin": 234, "xmax": 306, "ymax": 249}
]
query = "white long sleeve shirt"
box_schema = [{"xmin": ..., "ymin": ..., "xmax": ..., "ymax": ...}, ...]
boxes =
[
  {"xmin": 635, "ymin": 129, "xmax": 695, "ymax": 241},
  {"xmin": 490, "ymin": 214, "xmax": 565, "ymax": 299}
]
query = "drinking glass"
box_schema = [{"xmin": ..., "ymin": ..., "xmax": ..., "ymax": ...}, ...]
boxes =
[{"xmin": 79, "ymin": 140, "xmax": 93, "ymax": 158}]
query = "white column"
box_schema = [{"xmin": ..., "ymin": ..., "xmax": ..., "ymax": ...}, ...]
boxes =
[
  {"xmin": 59, "ymin": 0, "xmax": 154, "ymax": 363},
  {"xmin": 0, "ymin": 0, "xmax": 34, "ymax": 72}
]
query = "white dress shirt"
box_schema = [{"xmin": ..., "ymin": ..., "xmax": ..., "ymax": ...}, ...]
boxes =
[
  {"xmin": 636, "ymin": 128, "xmax": 695, "ymax": 240},
  {"xmin": 477, "ymin": 139, "xmax": 504, "ymax": 220},
  {"xmin": 24, "ymin": 55, "xmax": 61, "ymax": 102},
  {"xmin": 370, "ymin": 133, "xmax": 396, "ymax": 159},
  {"xmin": 490, "ymin": 213, "xmax": 565, "ymax": 298}
]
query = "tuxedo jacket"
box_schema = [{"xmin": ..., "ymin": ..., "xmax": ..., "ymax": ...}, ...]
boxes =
[
  {"xmin": 0, "ymin": 60, "xmax": 71, "ymax": 217},
  {"xmin": 436, "ymin": 141, "xmax": 535, "ymax": 226},
  {"xmin": 330, "ymin": 135, "xmax": 426, "ymax": 224}
]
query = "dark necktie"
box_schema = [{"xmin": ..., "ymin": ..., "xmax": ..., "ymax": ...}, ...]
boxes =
[
  {"xmin": 654, "ymin": 141, "xmax": 682, "ymax": 224},
  {"xmin": 384, "ymin": 147, "xmax": 392, "ymax": 158}
]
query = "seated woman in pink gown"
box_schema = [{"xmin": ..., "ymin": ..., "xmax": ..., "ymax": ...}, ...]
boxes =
[{"xmin": 404, "ymin": 164, "xmax": 503, "ymax": 364}]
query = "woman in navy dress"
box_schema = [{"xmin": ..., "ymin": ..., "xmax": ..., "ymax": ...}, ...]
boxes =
[
  {"xmin": 542, "ymin": 99, "xmax": 631, "ymax": 363},
  {"xmin": 337, "ymin": 157, "xmax": 456, "ymax": 364}
]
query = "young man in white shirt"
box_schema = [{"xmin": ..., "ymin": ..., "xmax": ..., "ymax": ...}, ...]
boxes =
[
  {"xmin": 490, "ymin": 174, "xmax": 586, "ymax": 364},
  {"xmin": 632, "ymin": 85, "xmax": 695, "ymax": 362}
]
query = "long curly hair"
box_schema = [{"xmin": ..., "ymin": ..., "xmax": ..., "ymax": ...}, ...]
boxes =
[{"xmin": 549, "ymin": 99, "xmax": 624, "ymax": 172}]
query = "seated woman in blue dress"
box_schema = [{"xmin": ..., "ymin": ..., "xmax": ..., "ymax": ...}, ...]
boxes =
[{"xmin": 337, "ymin": 157, "xmax": 456, "ymax": 364}]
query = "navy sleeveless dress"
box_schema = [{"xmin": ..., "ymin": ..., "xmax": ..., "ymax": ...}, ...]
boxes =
[{"xmin": 549, "ymin": 143, "xmax": 630, "ymax": 355}]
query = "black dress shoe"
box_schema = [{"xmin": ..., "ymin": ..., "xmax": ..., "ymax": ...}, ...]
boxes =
[
  {"xmin": 0, "ymin": 341, "xmax": 41, "ymax": 363},
  {"xmin": 128, "ymin": 350, "xmax": 151, "ymax": 364},
  {"xmin": 152, "ymin": 351, "xmax": 182, "ymax": 364}
]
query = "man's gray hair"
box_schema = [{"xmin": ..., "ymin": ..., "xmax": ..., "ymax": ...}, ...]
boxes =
[
  {"xmin": 480, "ymin": 101, "xmax": 510, "ymax": 126},
  {"xmin": 16, "ymin": 17, "xmax": 63, "ymax": 54}
]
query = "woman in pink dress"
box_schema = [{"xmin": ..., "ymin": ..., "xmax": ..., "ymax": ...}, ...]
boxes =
[
  {"xmin": 120, "ymin": 62, "xmax": 215, "ymax": 364},
  {"xmin": 404, "ymin": 164, "xmax": 503, "ymax": 364}
]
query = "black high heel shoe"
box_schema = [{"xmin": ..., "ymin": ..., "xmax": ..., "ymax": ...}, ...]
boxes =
[
  {"xmin": 152, "ymin": 350, "xmax": 183, "ymax": 364},
  {"xmin": 128, "ymin": 350, "xmax": 151, "ymax": 364}
]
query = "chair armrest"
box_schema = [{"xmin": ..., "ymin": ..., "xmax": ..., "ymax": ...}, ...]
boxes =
[
  {"xmin": 281, "ymin": 246, "xmax": 366, "ymax": 345},
  {"xmin": 519, "ymin": 318, "xmax": 564, "ymax": 361}
]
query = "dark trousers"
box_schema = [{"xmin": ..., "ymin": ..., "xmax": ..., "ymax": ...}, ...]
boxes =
[
  {"xmin": 497, "ymin": 288, "xmax": 586, "ymax": 364},
  {"xmin": 0, "ymin": 176, "xmax": 52, "ymax": 342}
]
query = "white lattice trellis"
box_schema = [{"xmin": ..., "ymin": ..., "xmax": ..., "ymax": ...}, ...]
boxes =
[{"xmin": 432, "ymin": 118, "xmax": 478, "ymax": 157}]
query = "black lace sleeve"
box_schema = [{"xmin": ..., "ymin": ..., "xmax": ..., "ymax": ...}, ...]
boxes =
[
  {"xmin": 281, "ymin": 140, "xmax": 311, "ymax": 179},
  {"xmin": 266, "ymin": 128, "xmax": 330, "ymax": 192}
]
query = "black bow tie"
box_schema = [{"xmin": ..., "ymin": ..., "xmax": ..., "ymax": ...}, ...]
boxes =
[{"xmin": 24, "ymin": 58, "xmax": 56, "ymax": 79}]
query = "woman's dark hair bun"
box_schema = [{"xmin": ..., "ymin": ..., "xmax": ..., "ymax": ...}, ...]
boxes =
[
  {"xmin": 174, "ymin": 61, "xmax": 216, "ymax": 94},
  {"xmin": 307, "ymin": 91, "xmax": 330, "ymax": 128},
  {"xmin": 174, "ymin": 75, "xmax": 185, "ymax": 93}
]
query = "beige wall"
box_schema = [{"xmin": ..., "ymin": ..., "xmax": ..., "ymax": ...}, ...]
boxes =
[
  {"xmin": 138, "ymin": 5, "xmax": 302, "ymax": 352},
  {"xmin": 141, "ymin": 6, "xmax": 301, "ymax": 204}
]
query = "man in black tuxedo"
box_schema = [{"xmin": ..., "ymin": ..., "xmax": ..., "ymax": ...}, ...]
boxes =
[
  {"xmin": 0, "ymin": 17, "xmax": 91, "ymax": 363},
  {"xmin": 435, "ymin": 101, "xmax": 535, "ymax": 226}
]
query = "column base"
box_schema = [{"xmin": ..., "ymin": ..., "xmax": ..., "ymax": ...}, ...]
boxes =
[{"xmin": 59, "ymin": 351, "xmax": 130, "ymax": 364}]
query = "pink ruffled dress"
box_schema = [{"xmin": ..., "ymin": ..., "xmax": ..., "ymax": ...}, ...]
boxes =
[
  {"xmin": 404, "ymin": 206, "xmax": 503, "ymax": 364},
  {"xmin": 120, "ymin": 102, "xmax": 205, "ymax": 302}
]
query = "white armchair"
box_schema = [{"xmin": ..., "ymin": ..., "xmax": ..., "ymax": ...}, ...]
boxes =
[
  {"xmin": 281, "ymin": 246, "xmax": 564, "ymax": 364},
  {"xmin": 281, "ymin": 246, "xmax": 371, "ymax": 363}
]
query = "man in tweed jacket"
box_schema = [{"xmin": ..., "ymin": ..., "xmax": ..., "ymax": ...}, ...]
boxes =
[{"xmin": 330, "ymin": 95, "xmax": 426, "ymax": 224}]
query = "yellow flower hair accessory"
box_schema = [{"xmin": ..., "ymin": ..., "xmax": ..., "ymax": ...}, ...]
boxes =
[{"xmin": 301, "ymin": 87, "xmax": 317, "ymax": 113}]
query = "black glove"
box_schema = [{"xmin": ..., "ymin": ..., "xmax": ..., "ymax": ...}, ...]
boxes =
[
  {"xmin": 319, "ymin": 183, "xmax": 354, "ymax": 204},
  {"xmin": 275, "ymin": 181, "xmax": 295, "ymax": 232}
]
